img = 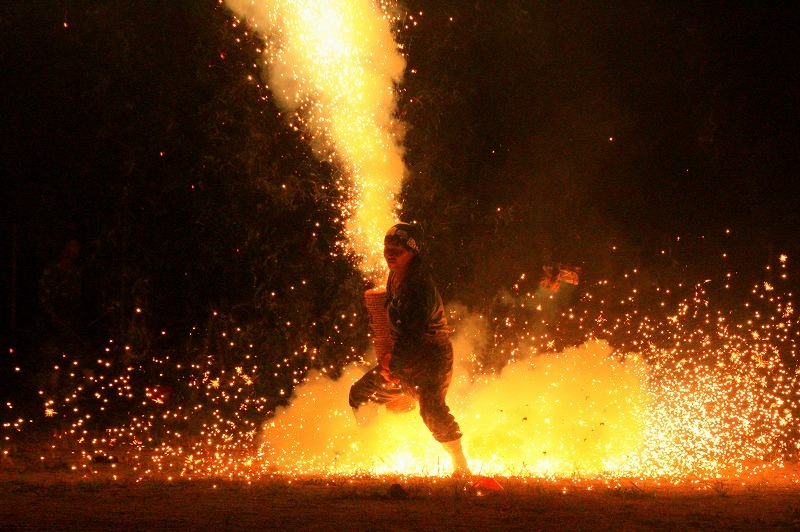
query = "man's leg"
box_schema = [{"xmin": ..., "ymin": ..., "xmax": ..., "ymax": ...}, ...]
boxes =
[
  {"xmin": 349, "ymin": 366, "xmax": 403, "ymax": 425},
  {"xmin": 417, "ymin": 381, "xmax": 470, "ymax": 475},
  {"xmin": 416, "ymin": 374, "xmax": 462, "ymax": 444},
  {"xmin": 413, "ymin": 348, "xmax": 470, "ymax": 476}
]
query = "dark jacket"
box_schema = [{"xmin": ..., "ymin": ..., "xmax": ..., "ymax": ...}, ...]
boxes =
[{"xmin": 386, "ymin": 258, "xmax": 450, "ymax": 374}]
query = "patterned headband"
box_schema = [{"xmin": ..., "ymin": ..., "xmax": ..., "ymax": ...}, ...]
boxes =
[{"xmin": 385, "ymin": 225, "xmax": 419, "ymax": 253}]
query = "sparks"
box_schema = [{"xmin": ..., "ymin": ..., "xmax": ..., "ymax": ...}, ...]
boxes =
[{"xmin": 224, "ymin": 0, "xmax": 407, "ymax": 283}]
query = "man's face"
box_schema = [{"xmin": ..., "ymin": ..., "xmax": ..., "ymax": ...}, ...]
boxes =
[{"xmin": 384, "ymin": 242, "xmax": 414, "ymax": 272}]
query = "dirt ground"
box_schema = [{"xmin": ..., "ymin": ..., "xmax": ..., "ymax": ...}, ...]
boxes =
[{"xmin": 2, "ymin": 443, "xmax": 800, "ymax": 530}]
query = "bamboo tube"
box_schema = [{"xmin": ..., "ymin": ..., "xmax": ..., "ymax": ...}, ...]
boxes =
[
  {"xmin": 364, "ymin": 288, "xmax": 393, "ymax": 362},
  {"xmin": 364, "ymin": 288, "xmax": 415, "ymax": 413}
]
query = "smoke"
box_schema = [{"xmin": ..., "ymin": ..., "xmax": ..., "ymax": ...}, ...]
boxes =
[
  {"xmin": 257, "ymin": 294, "xmax": 795, "ymax": 477},
  {"xmin": 223, "ymin": 0, "xmax": 407, "ymax": 280},
  {"xmin": 257, "ymin": 311, "xmax": 650, "ymax": 477}
]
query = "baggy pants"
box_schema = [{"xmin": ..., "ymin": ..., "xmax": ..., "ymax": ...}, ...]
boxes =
[{"xmin": 349, "ymin": 340, "xmax": 462, "ymax": 443}]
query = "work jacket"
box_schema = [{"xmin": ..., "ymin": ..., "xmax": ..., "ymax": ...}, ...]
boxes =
[{"xmin": 386, "ymin": 260, "xmax": 451, "ymax": 374}]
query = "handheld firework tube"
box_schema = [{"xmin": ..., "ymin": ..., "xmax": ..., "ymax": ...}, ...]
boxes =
[
  {"xmin": 364, "ymin": 288, "xmax": 416, "ymax": 414},
  {"xmin": 364, "ymin": 288, "xmax": 393, "ymax": 360}
]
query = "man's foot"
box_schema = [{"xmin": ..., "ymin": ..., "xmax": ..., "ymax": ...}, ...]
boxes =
[
  {"xmin": 469, "ymin": 476, "xmax": 504, "ymax": 492},
  {"xmin": 441, "ymin": 438, "xmax": 471, "ymax": 477}
]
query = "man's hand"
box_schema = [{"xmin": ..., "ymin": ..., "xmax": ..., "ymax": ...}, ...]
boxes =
[{"xmin": 380, "ymin": 353, "xmax": 400, "ymax": 385}]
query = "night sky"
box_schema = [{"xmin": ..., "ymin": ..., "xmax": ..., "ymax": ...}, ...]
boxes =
[
  {"xmin": 2, "ymin": 1, "xmax": 800, "ymax": 393},
  {"xmin": 399, "ymin": 1, "xmax": 800, "ymax": 244}
]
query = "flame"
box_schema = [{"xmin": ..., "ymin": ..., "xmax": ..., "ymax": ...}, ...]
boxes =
[
  {"xmin": 252, "ymin": 274, "xmax": 797, "ymax": 478},
  {"xmin": 224, "ymin": 0, "xmax": 407, "ymax": 282},
  {"xmin": 258, "ymin": 341, "xmax": 649, "ymax": 477}
]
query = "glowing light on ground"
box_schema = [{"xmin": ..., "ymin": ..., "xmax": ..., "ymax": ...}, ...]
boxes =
[
  {"xmin": 254, "ymin": 274, "xmax": 798, "ymax": 479},
  {"xmin": 258, "ymin": 341, "xmax": 649, "ymax": 477}
]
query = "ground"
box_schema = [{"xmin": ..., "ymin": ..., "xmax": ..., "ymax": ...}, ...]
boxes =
[{"xmin": 2, "ymin": 438, "xmax": 799, "ymax": 530}]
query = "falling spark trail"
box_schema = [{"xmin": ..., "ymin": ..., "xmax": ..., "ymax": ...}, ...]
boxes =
[{"xmin": 224, "ymin": 0, "xmax": 407, "ymax": 282}]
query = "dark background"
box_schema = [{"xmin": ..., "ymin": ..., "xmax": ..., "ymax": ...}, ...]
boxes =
[{"xmin": 2, "ymin": 1, "xmax": 799, "ymax": 404}]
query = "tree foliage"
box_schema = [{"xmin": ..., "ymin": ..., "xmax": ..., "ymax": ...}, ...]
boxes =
[
  {"xmin": 1, "ymin": 0, "xmax": 368, "ymax": 405},
  {"xmin": 3, "ymin": 0, "xmax": 799, "ymax": 407}
]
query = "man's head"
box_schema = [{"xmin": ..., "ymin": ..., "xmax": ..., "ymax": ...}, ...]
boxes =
[
  {"xmin": 384, "ymin": 223, "xmax": 420, "ymax": 253},
  {"xmin": 384, "ymin": 223, "xmax": 420, "ymax": 273}
]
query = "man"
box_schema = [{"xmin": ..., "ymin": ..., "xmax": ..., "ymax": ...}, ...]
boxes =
[{"xmin": 349, "ymin": 223, "xmax": 470, "ymax": 476}]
